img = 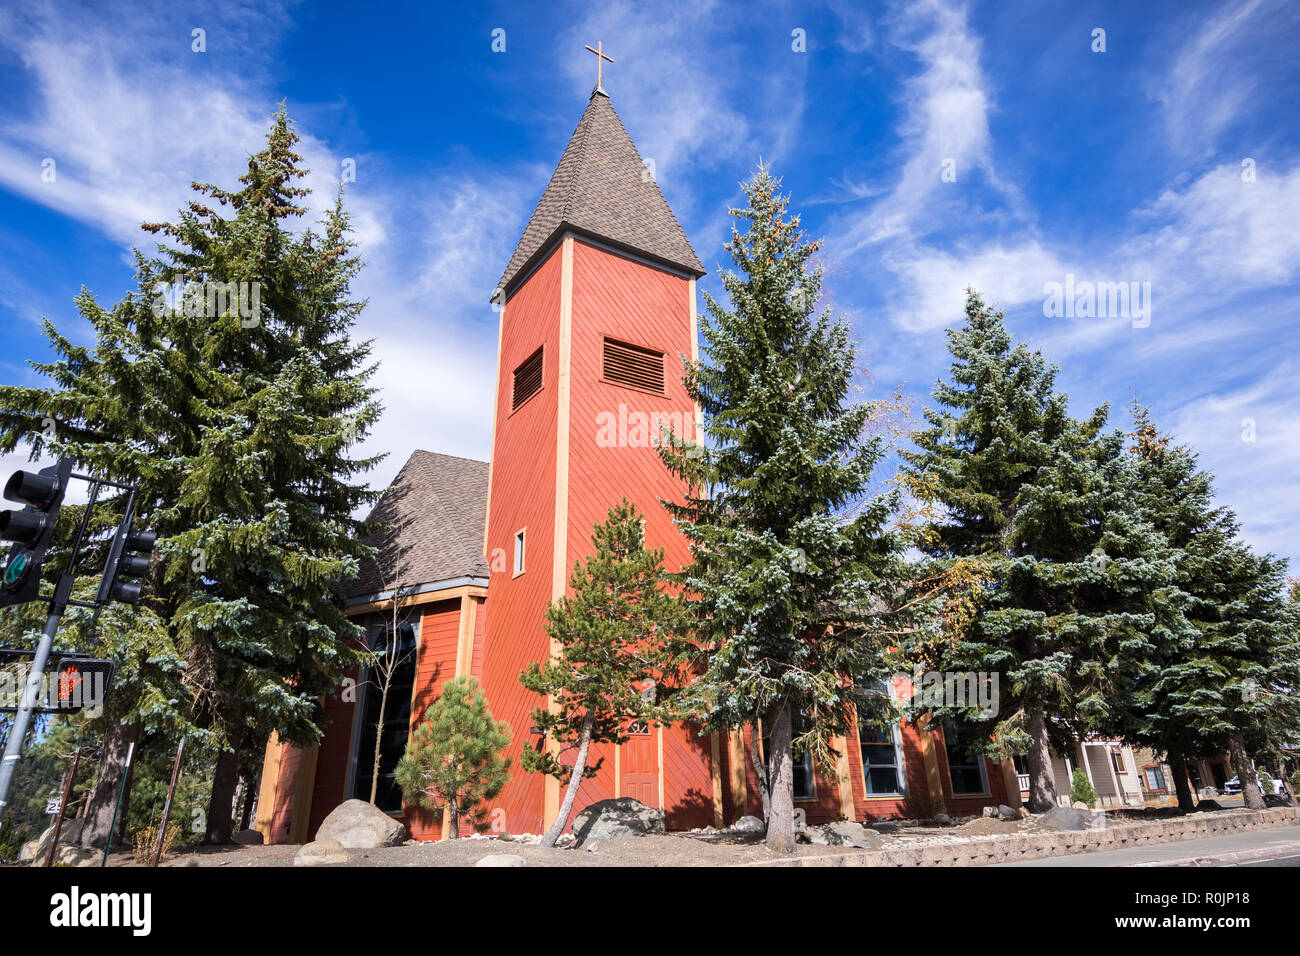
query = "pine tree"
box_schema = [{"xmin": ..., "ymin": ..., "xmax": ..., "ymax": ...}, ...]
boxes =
[
  {"xmin": 519, "ymin": 498, "xmax": 688, "ymax": 848},
  {"xmin": 395, "ymin": 677, "xmax": 511, "ymax": 839},
  {"xmin": 902, "ymin": 290, "xmax": 1147, "ymax": 812},
  {"xmin": 1117, "ymin": 405, "xmax": 1300, "ymax": 810},
  {"xmin": 660, "ymin": 166, "xmax": 900, "ymax": 852},
  {"xmin": 0, "ymin": 108, "xmax": 382, "ymax": 845}
]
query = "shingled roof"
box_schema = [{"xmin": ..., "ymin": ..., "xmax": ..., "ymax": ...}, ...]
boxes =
[
  {"xmin": 345, "ymin": 450, "xmax": 489, "ymax": 603},
  {"xmin": 496, "ymin": 88, "xmax": 705, "ymax": 298}
]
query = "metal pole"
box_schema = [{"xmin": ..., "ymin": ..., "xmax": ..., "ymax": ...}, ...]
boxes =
[
  {"xmin": 0, "ymin": 471, "xmax": 100, "ymax": 816},
  {"xmin": 151, "ymin": 737, "xmax": 184, "ymax": 867},
  {"xmin": 43, "ymin": 746, "xmax": 80, "ymax": 867},
  {"xmin": 100, "ymin": 740, "xmax": 134, "ymax": 868},
  {"xmin": 0, "ymin": 600, "xmax": 65, "ymax": 816}
]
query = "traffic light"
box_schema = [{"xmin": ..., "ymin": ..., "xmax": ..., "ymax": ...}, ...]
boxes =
[
  {"xmin": 95, "ymin": 520, "xmax": 156, "ymax": 605},
  {"xmin": 50, "ymin": 657, "xmax": 116, "ymax": 712},
  {"xmin": 0, "ymin": 460, "xmax": 72, "ymax": 608}
]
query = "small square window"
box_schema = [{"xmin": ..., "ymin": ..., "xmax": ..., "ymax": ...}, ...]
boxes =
[{"xmin": 513, "ymin": 529, "xmax": 526, "ymax": 577}]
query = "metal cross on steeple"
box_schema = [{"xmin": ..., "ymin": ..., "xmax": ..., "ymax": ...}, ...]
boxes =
[{"xmin": 584, "ymin": 41, "xmax": 614, "ymax": 90}]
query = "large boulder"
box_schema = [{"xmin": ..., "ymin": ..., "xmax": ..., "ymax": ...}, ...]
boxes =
[
  {"xmin": 294, "ymin": 838, "xmax": 350, "ymax": 867},
  {"xmin": 571, "ymin": 798, "xmax": 665, "ymax": 846},
  {"xmin": 19, "ymin": 819, "xmax": 85, "ymax": 862},
  {"xmin": 806, "ymin": 821, "xmax": 883, "ymax": 849},
  {"xmin": 315, "ymin": 799, "xmax": 407, "ymax": 848},
  {"xmin": 232, "ymin": 828, "xmax": 264, "ymax": 846},
  {"xmin": 731, "ymin": 815, "xmax": 764, "ymax": 833},
  {"xmin": 1036, "ymin": 806, "xmax": 1090, "ymax": 831}
]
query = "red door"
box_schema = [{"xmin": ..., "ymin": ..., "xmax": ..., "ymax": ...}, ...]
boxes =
[{"xmin": 622, "ymin": 720, "xmax": 658, "ymax": 806}]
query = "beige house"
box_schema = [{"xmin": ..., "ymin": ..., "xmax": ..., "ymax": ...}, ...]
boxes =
[{"xmin": 1013, "ymin": 739, "xmax": 1146, "ymax": 807}]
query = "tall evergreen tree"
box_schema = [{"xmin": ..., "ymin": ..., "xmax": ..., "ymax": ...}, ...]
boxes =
[
  {"xmin": 0, "ymin": 109, "xmax": 382, "ymax": 845},
  {"xmin": 519, "ymin": 499, "xmax": 688, "ymax": 847},
  {"xmin": 1116, "ymin": 405, "xmax": 1300, "ymax": 810},
  {"xmin": 902, "ymin": 290, "xmax": 1153, "ymax": 811},
  {"xmin": 661, "ymin": 166, "xmax": 900, "ymax": 852}
]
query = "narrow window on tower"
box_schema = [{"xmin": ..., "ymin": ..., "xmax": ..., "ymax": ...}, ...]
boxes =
[
  {"xmin": 603, "ymin": 338, "xmax": 664, "ymax": 394},
  {"xmin": 513, "ymin": 528, "xmax": 526, "ymax": 577},
  {"xmin": 512, "ymin": 347, "xmax": 543, "ymax": 410}
]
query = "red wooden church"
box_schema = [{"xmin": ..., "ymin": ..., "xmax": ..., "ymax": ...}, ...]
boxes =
[{"xmin": 254, "ymin": 77, "xmax": 1017, "ymax": 845}]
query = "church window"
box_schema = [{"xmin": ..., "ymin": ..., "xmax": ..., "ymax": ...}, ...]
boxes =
[
  {"xmin": 603, "ymin": 338, "xmax": 664, "ymax": 393},
  {"xmin": 352, "ymin": 613, "xmax": 418, "ymax": 813},
  {"xmin": 859, "ymin": 719, "xmax": 905, "ymax": 796},
  {"xmin": 942, "ymin": 720, "xmax": 989, "ymax": 795},
  {"xmin": 512, "ymin": 347, "xmax": 543, "ymax": 410}
]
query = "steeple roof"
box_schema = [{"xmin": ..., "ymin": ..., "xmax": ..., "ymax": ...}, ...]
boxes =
[{"xmin": 496, "ymin": 89, "xmax": 705, "ymax": 298}]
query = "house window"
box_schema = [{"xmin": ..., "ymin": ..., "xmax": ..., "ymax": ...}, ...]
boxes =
[
  {"xmin": 943, "ymin": 721, "xmax": 989, "ymax": 795},
  {"xmin": 512, "ymin": 347, "xmax": 543, "ymax": 410},
  {"xmin": 513, "ymin": 529, "xmax": 526, "ymax": 576},
  {"xmin": 602, "ymin": 338, "xmax": 664, "ymax": 393},
  {"xmin": 1110, "ymin": 750, "xmax": 1127, "ymax": 776},
  {"xmin": 1143, "ymin": 766, "xmax": 1167, "ymax": 792},
  {"xmin": 353, "ymin": 614, "xmax": 418, "ymax": 813},
  {"xmin": 858, "ymin": 718, "xmax": 905, "ymax": 796},
  {"xmin": 762, "ymin": 711, "xmax": 815, "ymax": 800}
]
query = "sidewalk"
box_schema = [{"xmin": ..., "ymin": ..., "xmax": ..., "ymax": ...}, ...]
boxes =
[{"xmin": 987, "ymin": 824, "xmax": 1300, "ymax": 867}]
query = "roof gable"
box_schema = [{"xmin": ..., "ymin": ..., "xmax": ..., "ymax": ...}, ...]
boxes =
[
  {"xmin": 346, "ymin": 450, "xmax": 489, "ymax": 601},
  {"xmin": 496, "ymin": 90, "xmax": 705, "ymax": 298}
]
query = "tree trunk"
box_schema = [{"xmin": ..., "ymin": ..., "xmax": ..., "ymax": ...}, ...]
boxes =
[
  {"xmin": 205, "ymin": 747, "xmax": 240, "ymax": 844},
  {"xmin": 540, "ymin": 711, "xmax": 594, "ymax": 848},
  {"xmin": 79, "ymin": 717, "xmax": 140, "ymax": 849},
  {"xmin": 448, "ymin": 800, "xmax": 460, "ymax": 840},
  {"xmin": 764, "ymin": 700, "xmax": 795, "ymax": 854},
  {"xmin": 1169, "ymin": 754, "xmax": 1196, "ymax": 811},
  {"xmin": 370, "ymin": 677, "xmax": 389, "ymax": 805},
  {"xmin": 1023, "ymin": 708, "xmax": 1057, "ymax": 813},
  {"xmin": 1227, "ymin": 730, "xmax": 1264, "ymax": 810},
  {"xmin": 747, "ymin": 718, "xmax": 770, "ymax": 825},
  {"xmin": 238, "ymin": 777, "xmax": 255, "ymax": 831},
  {"xmin": 1273, "ymin": 758, "xmax": 1298, "ymax": 807}
]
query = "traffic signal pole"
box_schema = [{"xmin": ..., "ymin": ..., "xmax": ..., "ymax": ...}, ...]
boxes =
[
  {"xmin": 0, "ymin": 575, "xmax": 72, "ymax": 817},
  {"xmin": 0, "ymin": 467, "xmax": 146, "ymax": 817}
]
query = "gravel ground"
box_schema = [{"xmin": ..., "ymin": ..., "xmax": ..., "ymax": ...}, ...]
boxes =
[{"xmin": 19, "ymin": 805, "xmax": 1238, "ymax": 868}]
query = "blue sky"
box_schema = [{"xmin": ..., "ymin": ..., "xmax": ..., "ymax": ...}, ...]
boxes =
[{"xmin": 0, "ymin": 0, "xmax": 1297, "ymax": 572}]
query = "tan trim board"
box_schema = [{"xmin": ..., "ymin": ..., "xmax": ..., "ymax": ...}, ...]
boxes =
[
  {"xmin": 728, "ymin": 729, "xmax": 748, "ymax": 820},
  {"xmin": 833, "ymin": 734, "xmax": 855, "ymax": 820},
  {"xmin": 710, "ymin": 732, "xmax": 724, "ymax": 827},
  {"xmin": 657, "ymin": 725, "xmax": 666, "ymax": 810},
  {"xmin": 346, "ymin": 584, "xmax": 487, "ymax": 618},
  {"xmin": 484, "ymin": 300, "xmax": 505, "ymax": 561},
  {"xmin": 544, "ymin": 234, "xmax": 575, "ymax": 829},
  {"xmin": 917, "ymin": 716, "xmax": 945, "ymax": 805},
  {"xmin": 254, "ymin": 731, "xmax": 282, "ymax": 840}
]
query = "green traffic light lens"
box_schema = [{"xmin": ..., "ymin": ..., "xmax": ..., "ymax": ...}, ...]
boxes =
[{"xmin": 3, "ymin": 549, "xmax": 31, "ymax": 588}]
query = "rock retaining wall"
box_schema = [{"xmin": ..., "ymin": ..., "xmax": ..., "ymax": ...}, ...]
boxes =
[{"xmin": 749, "ymin": 807, "xmax": 1300, "ymax": 867}]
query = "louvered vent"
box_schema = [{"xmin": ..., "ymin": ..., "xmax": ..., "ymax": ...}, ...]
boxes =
[
  {"xmin": 512, "ymin": 347, "xmax": 543, "ymax": 410},
  {"xmin": 603, "ymin": 338, "xmax": 663, "ymax": 393}
]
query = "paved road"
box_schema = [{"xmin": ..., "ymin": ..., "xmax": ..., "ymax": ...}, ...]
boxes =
[{"xmin": 988, "ymin": 824, "xmax": 1300, "ymax": 867}]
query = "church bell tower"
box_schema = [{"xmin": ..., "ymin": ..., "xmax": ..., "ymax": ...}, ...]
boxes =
[{"xmin": 479, "ymin": 62, "xmax": 709, "ymax": 835}]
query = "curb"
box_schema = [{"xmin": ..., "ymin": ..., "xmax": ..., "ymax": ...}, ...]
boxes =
[{"xmin": 1130, "ymin": 841, "xmax": 1300, "ymax": 867}]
